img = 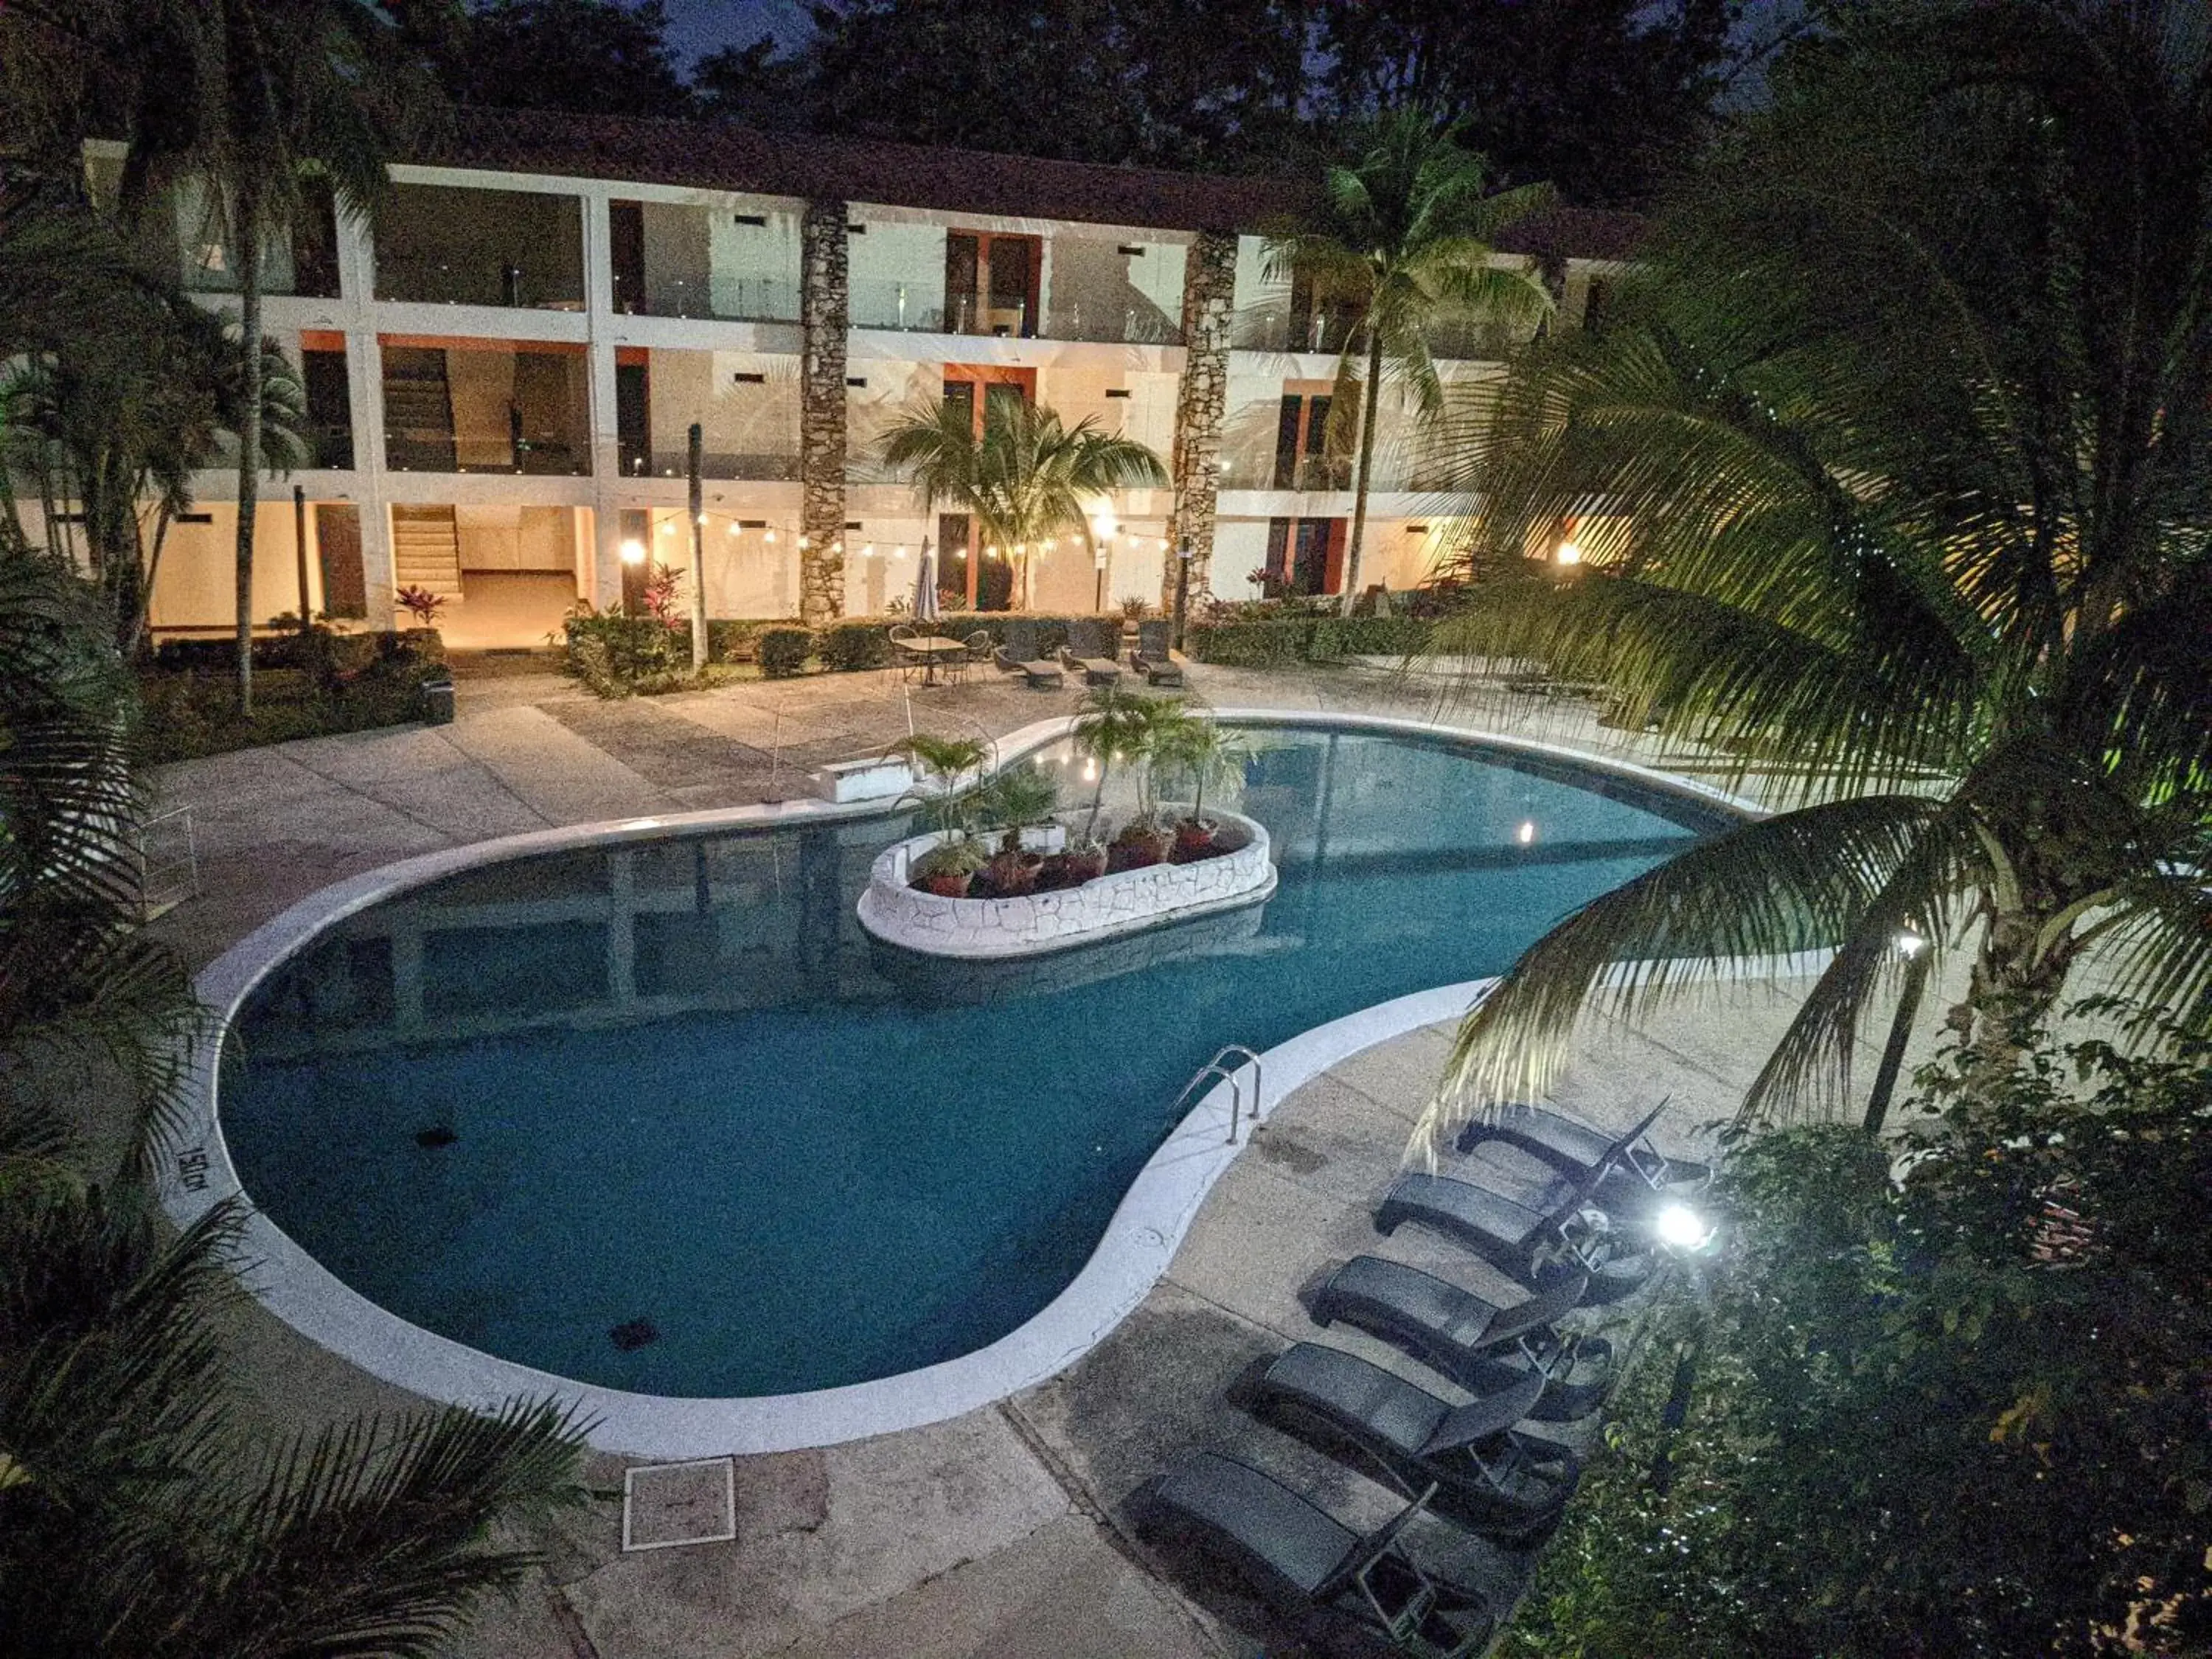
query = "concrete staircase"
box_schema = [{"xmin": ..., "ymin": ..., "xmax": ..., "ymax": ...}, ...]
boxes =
[{"xmin": 391, "ymin": 504, "xmax": 463, "ymax": 599}]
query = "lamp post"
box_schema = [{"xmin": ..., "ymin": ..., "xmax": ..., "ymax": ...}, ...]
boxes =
[{"xmin": 292, "ymin": 484, "xmax": 310, "ymax": 636}]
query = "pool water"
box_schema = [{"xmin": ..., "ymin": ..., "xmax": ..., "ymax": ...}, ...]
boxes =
[{"xmin": 226, "ymin": 726, "xmax": 1727, "ymax": 1397}]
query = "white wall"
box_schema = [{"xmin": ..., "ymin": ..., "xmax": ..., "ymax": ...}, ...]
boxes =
[
  {"xmin": 647, "ymin": 350, "xmax": 800, "ymax": 467},
  {"xmin": 147, "ymin": 504, "xmax": 327, "ymax": 630},
  {"xmin": 847, "ymin": 220, "xmax": 947, "ymax": 330}
]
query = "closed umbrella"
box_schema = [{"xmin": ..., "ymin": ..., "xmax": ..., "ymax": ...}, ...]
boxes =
[{"xmin": 912, "ymin": 537, "xmax": 941, "ymax": 624}]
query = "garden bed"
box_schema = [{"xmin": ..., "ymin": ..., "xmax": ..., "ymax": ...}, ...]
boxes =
[{"xmin": 855, "ymin": 809, "xmax": 1275, "ymax": 959}]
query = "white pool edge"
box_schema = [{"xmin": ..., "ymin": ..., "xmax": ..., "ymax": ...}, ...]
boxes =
[{"xmin": 164, "ymin": 710, "xmax": 1783, "ymax": 1457}]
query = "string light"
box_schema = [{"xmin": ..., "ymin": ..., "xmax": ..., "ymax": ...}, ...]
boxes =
[
  {"xmin": 726, "ymin": 521, "xmax": 741, "ymax": 536},
  {"xmin": 763, "ymin": 529, "xmax": 777, "ymax": 543}
]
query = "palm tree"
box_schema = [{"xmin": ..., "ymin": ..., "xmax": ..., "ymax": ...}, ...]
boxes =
[
  {"xmin": 1264, "ymin": 107, "xmax": 1552, "ymax": 615},
  {"xmin": 1419, "ymin": 0, "xmax": 2212, "ymax": 1143},
  {"xmin": 881, "ymin": 395, "xmax": 1166, "ymax": 609},
  {"xmin": 1071, "ymin": 684, "xmax": 1168, "ymax": 842},
  {"xmin": 32, "ymin": 0, "xmax": 435, "ymax": 712},
  {"xmin": 3, "ymin": 296, "xmax": 308, "ymax": 655}
]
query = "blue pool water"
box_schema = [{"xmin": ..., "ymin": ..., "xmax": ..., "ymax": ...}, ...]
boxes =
[{"xmin": 226, "ymin": 726, "xmax": 1728, "ymax": 1397}]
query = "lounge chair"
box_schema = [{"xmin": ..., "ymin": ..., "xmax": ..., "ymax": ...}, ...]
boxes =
[
  {"xmin": 1060, "ymin": 618, "xmax": 1123, "ymax": 686},
  {"xmin": 994, "ymin": 619, "xmax": 1065, "ymax": 688},
  {"xmin": 1130, "ymin": 618, "xmax": 1184, "ymax": 686},
  {"xmin": 1250, "ymin": 1345, "xmax": 1576, "ymax": 1537},
  {"xmin": 1375, "ymin": 1165, "xmax": 1658, "ymax": 1306},
  {"xmin": 1140, "ymin": 1452, "xmax": 1496, "ymax": 1657},
  {"xmin": 1311, "ymin": 1256, "xmax": 1612, "ymax": 1421},
  {"xmin": 1454, "ymin": 1100, "xmax": 1708, "ymax": 1205}
]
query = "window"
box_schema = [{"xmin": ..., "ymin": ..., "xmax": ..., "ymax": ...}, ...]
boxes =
[{"xmin": 1265, "ymin": 515, "xmax": 1346, "ymax": 596}]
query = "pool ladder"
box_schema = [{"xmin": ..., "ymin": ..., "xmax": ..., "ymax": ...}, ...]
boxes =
[{"xmin": 1174, "ymin": 1045, "xmax": 1266, "ymax": 1144}]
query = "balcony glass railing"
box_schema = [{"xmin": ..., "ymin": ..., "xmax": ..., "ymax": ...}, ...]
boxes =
[
  {"xmin": 622, "ymin": 448, "xmax": 801, "ymax": 481},
  {"xmin": 1040, "ymin": 302, "xmax": 1181, "ymax": 345},
  {"xmin": 611, "ymin": 274, "xmax": 799, "ymax": 324},
  {"xmin": 375, "ymin": 184, "xmax": 585, "ymax": 310}
]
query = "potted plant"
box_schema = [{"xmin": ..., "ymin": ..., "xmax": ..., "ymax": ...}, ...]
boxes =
[
  {"xmin": 894, "ymin": 732, "xmax": 990, "ymax": 838},
  {"xmin": 1152, "ymin": 714, "xmax": 1248, "ymax": 858},
  {"xmin": 972, "ymin": 762, "xmax": 1058, "ymax": 896},
  {"xmin": 1072, "ymin": 684, "xmax": 1166, "ymax": 872},
  {"xmin": 911, "ymin": 835, "xmax": 988, "ymax": 897}
]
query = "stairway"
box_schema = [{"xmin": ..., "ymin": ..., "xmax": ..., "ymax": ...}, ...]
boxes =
[
  {"xmin": 380, "ymin": 346, "xmax": 457, "ymax": 472},
  {"xmin": 391, "ymin": 504, "xmax": 463, "ymax": 599}
]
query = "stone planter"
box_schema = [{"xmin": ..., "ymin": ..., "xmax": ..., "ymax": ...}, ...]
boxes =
[{"xmin": 858, "ymin": 810, "xmax": 1276, "ymax": 959}]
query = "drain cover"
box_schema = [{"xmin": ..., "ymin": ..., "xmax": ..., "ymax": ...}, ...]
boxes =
[{"xmin": 622, "ymin": 1457, "xmax": 737, "ymax": 1551}]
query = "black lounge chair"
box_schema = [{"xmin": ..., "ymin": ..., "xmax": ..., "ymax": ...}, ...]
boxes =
[
  {"xmin": 1251, "ymin": 1345, "xmax": 1577, "ymax": 1538},
  {"xmin": 1376, "ymin": 1170, "xmax": 1658, "ymax": 1304},
  {"xmin": 1454, "ymin": 1100, "xmax": 1707, "ymax": 1204},
  {"xmin": 1060, "ymin": 619, "xmax": 1123, "ymax": 685},
  {"xmin": 994, "ymin": 619, "xmax": 1064, "ymax": 688},
  {"xmin": 1141, "ymin": 1452, "xmax": 1496, "ymax": 1657},
  {"xmin": 1130, "ymin": 618, "xmax": 1184, "ymax": 686},
  {"xmin": 1312, "ymin": 1256, "xmax": 1612, "ymax": 1420}
]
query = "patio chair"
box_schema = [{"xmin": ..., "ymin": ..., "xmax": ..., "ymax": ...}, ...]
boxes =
[
  {"xmin": 1249, "ymin": 1345, "xmax": 1577, "ymax": 1538},
  {"xmin": 1139, "ymin": 1452, "xmax": 1497, "ymax": 1658},
  {"xmin": 1310, "ymin": 1256, "xmax": 1613, "ymax": 1421},
  {"xmin": 1130, "ymin": 618, "xmax": 1184, "ymax": 686},
  {"xmin": 953, "ymin": 627, "xmax": 995, "ymax": 686},
  {"xmin": 1060, "ymin": 618, "xmax": 1123, "ymax": 686},
  {"xmin": 887, "ymin": 622, "xmax": 922, "ymax": 683},
  {"xmin": 1453, "ymin": 1100, "xmax": 1708, "ymax": 1206},
  {"xmin": 995, "ymin": 619, "xmax": 1065, "ymax": 688}
]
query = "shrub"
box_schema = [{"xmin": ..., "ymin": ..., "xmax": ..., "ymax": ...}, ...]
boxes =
[
  {"xmin": 707, "ymin": 619, "xmax": 768, "ymax": 662},
  {"xmin": 561, "ymin": 612, "xmax": 686, "ymax": 698},
  {"xmin": 136, "ymin": 636, "xmax": 443, "ymax": 762},
  {"xmin": 1186, "ymin": 619, "xmax": 1315, "ymax": 667},
  {"xmin": 818, "ymin": 620, "xmax": 893, "ymax": 672},
  {"xmin": 757, "ymin": 627, "xmax": 813, "ymax": 677}
]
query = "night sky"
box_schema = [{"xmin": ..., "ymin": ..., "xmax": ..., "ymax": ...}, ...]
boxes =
[{"xmin": 661, "ymin": 0, "xmax": 813, "ymax": 61}]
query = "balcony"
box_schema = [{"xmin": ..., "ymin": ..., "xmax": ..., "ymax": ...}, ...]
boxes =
[
  {"xmin": 375, "ymin": 185, "xmax": 585, "ymax": 311},
  {"xmin": 608, "ymin": 201, "xmax": 801, "ymax": 323},
  {"xmin": 623, "ymin": 449, "xmax": 801, "ymax": 482}
]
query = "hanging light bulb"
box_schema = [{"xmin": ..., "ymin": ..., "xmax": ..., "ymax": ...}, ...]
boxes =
[
  {"xmin": 726, "ymin": 521, "xmax": 741, "ymax": 536},
  {"xmin": 657, "ymin": 520, "xmax": 673, "ymax": 536},
  {"xmin": 695, "ymin": 511, "xmax": 707, "ymax": 526},
  {"xmin": 797, "ymin": 533, "xmax": 810, "ymax": 549},
  {"xmin": 764, "ymin": 529, "xmax": 778, "ymax": 544},
  {"xmin": 861, "ymin": 542, "xmax": 876, "ymax": 558}
]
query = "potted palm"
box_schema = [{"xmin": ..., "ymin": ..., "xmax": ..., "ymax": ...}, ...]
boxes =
[
  {"xmin": 1152, "ymin": 714, "xmax": 1248, "ymax": 858},
  {"xmin": 976, "ymin": 762, "xmax": 1058, "ymax": 895},
  {"xmin": 1068, "ymin": 684, "xmax": 1161, "ymax": 880},
  {"xmin": 896, "ymin": 731, "xmax": 990, "ymax": 895}
]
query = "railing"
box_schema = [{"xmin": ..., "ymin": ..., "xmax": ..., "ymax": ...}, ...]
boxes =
[
  {"xmin": 631, "ymin": 449, "xmax": 800, "ymax": 481},
  {"xmin": 615, "ymin": 275, "xmax": 800, "ymax": 324},
  {"xmin": 1040, "ymin": 303, "xmax": 1182, "ymax": 346},
  {"xmin": 384, "ymin": 434, "xmax": 588, "ymax": 476},
  {"xmin": 1172, "ymin": 1043, "xmax": 1267, "ymax": 1145}
]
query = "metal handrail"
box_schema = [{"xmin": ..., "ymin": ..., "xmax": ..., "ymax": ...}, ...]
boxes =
[{"xmin": 1172, "ymin": 1043, "xmax": 1266, "ymax": 1144}]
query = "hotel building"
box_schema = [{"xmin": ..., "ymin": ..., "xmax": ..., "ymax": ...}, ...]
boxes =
[{"xmin": 91, "ymin": 110, "xmax": 1634, "ymax": 648}]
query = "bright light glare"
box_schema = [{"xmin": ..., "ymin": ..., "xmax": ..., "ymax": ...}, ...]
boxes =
[
  {"xmin": 619, "ymin": 539, "xmax": 647, "ymax": 565},
  {"xmin": 726, "ymin": 521, "xmax": 741, "ymax": 536},
  {"xmin": 1555, "ymin": 540, "xmax": 1583, "ymax": 566},
  {"xmin": 1655, "ymin": 1203, "xmax": 1714, "ymax": 1251},
  {"xmin": 1896, "ymin": 929, "xmax": 1927, "ymax": 959},
  {"xmin": 1517, "ymin": 820, "xmax": 1536, "ymax": 845},
  {"xmin": 764, "ymin": 529, "xmax": 778, "ymax": 543},
  {"xmin": 1082, "ymin": 759, "xmax": 1098, "ymax": 782}
]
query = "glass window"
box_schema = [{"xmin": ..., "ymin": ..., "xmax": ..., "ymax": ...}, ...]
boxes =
[{"xmin": 380, "ymin": 339, "xmax": 590, "ymax": 476}]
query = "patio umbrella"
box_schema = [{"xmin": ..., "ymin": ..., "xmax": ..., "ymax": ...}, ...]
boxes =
[{"xmin": 912, "ymin": 538, "xmax": 942, "ymax": 624}]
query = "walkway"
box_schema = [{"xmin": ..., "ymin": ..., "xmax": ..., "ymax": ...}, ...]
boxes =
[{"xmin": 145, "ymin": 655, "xmax": 1907, "ymax": 1659}]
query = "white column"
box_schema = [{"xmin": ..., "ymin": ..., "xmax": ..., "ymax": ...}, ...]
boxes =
[
  {"xmin": 336, "ymin": 205, "xmax": 397, "ymax": 627},
  {"xmin": 582, "ymin": 189, "xmax": 626, "ymax": 609}
]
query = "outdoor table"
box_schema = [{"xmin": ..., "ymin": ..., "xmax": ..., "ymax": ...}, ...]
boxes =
[{"xmin": 900, "ymin": 634, "xmax": 966, "ymax": 686}]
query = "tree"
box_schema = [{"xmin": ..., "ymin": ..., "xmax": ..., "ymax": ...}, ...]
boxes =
[
  {"xmin": 389, "ymin": 0, "xmax": 693, "ymax": 118},
  {"xmin": 1264, "ymin": 108, "xmax": 1551, "ymax": 616},
  {"xmin": 1505, "ymin": 1024, "xmax": 2212, "ymax": 1656},
  {"xmin": 51, "ymin": 0, "xmax": 433, "ymax": 714},
  {"xmin": 879, "ymin": 395, "xmax": 1166, "ymax": 610},
  {"xmin": 1318, "ymin": 0, "xmax": 1741, "ymax": 208},
  {"xmin": 1421, "ymin": 0, "xmax": 2212, "ymax": 1139},
  {"xmin": 785, "ymin": 0, "xmax": 1316, "ymax": 170},
  {"xmin": 3, "ymin": 282, "xmax": 307, "ymax": 656}
]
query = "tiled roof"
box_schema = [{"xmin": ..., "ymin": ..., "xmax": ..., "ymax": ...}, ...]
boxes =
[{"xmin": 414, "ymin": 108, "xmax": 1645, "ymax": 258}]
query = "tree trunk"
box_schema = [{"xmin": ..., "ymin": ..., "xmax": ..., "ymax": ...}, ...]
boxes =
[
  {"xmin": 234, "ymin": 178, "xmax": 265, "ymax": 717},
  {"xmin": 1944, "ymin": 898, "xmax": 2084, "ymax": 1080},
  {"xmin": 128, "ymin": 504, "xmax": 174, "ymax": 661},
  {"xmin": 1342, "ymin": 324, "xmax": 1385, "ymax": 617}
]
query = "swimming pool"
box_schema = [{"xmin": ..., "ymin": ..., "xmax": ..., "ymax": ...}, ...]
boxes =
[{"xmin": 217, "ymin": 720, "xmax": 1731, "ymax": 1410}]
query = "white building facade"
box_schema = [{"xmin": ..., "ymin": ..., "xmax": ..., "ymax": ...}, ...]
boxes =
[{"xmin": 105, "ymin": 111, "xmax": 1632, "ymax": 649}]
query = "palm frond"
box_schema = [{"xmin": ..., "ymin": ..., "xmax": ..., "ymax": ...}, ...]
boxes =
[{"xmin": 1423, "ymin": 793, "xmax": 1948, "ymax": 1150}]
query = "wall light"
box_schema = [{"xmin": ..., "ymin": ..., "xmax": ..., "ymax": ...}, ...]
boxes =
[
  {"xmin": 619, "ymin": 538, "xmax": 647, "ymax": 566},
  {"xmin": 1555, "ymin": 540, "xmax": 1583, "ymax": 566}
]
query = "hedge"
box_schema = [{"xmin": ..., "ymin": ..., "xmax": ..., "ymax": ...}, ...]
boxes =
[
  {"xmin": 138, "ymin": 634, "xmax": 445, "ymax": 762},
  {"xmin": 1186, "ymin": 615, "xmax": 1430, "ymax": 666},
  {"xmin": 153, "ymin": 627, "xmax": 445, "ymax": 675}
]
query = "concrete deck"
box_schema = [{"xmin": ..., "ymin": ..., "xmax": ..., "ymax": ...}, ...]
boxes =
[{"xmin": 146, "ymin": 654, "xmax": 1922, "ymax": 1658}]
